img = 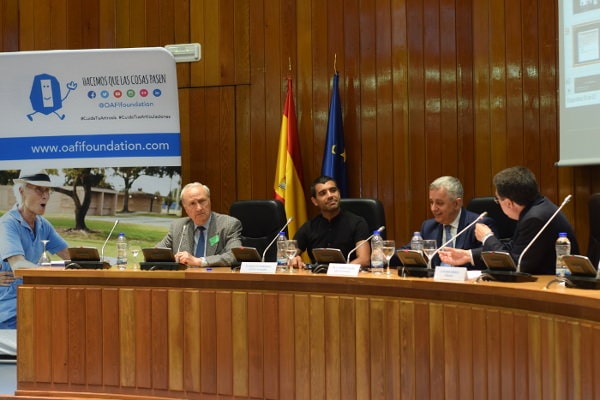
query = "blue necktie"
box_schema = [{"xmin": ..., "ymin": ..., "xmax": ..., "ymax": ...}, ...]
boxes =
[
  {"xmin": 195, "ymin": 226, "xmax": 206, "ymax": 257},
  {"xmin": 444, "ymin": 225, "xmax": 453, "ymax": 248}
]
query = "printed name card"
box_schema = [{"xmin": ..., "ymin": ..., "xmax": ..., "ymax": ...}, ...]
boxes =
[
  {"xmin": 433, "ymin": 266, "xmax": 468, "ymax": 282},
  {"xmin": 327, "ymin": 263, "xmax": 361, "ymax": 277},
  {"xmin": 240, "ymin": 262, "xmax": 277, "ymax": 274}
]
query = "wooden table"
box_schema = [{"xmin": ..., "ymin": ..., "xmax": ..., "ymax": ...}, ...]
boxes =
[{"xmin": 10, "ymin": 268, "xmax": 600, "ymax": 399}]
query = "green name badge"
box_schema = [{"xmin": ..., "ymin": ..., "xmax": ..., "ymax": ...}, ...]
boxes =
[{"xmin": 209, "ymin": 235, "xmax": 220, "ymax": 246}]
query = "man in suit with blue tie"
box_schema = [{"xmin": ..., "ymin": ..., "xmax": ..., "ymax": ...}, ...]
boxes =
[
  {"xmin": 416, "ymin": 176, "xmax": 496, "ymax": 269},
  {"xmin": 157, "ymin": 182, "xmax": 242, "ymax": 268}
]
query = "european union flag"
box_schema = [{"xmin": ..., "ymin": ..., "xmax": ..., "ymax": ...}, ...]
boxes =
[{"xmin": 321, "ymin": 72, "xmax": 348, "ymax": 197}]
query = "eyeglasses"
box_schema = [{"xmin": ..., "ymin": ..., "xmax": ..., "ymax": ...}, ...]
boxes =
[
  {"xmin": 494, "ymin": 196, "xmax": 505, "ymax": 205},
  {"xmin": 26, "ymin": 184, "xmax": 52, "ymax": 196}
]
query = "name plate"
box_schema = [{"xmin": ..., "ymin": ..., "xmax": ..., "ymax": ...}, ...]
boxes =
[
  {"xmin": 433, "ymin": 266, "xmax": 468, "ymax": 282},
  {"xmin": 240, "ymin": 262, "xmax": 277, "ymax": 274},
  {"xmin": 327, "ymin": 263, "xmax": 361, "ymax": 277}
]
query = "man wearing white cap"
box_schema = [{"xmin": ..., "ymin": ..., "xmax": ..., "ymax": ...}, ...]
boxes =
[{"xmin": 0, "ymin": 169, "xmax": 69, "ymax": 335}]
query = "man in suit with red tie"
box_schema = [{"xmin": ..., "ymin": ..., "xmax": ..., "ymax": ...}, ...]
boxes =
[
  {"xmin": 415, "ymin": 176, "xmax": 496, "ymax": 269},
  {"xmin": 157, "ymin": 182, "xmax": 242, "ymax": 268}
]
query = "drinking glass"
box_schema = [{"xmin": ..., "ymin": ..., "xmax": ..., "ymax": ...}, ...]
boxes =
[
  {"xmin": 422, "ymin": 239, "xmax": 437, "ymax": 269},
  {"xmin": 130, "ymin": 244, "xmax": 142, "ymax": 270},
  {"xmin": 38, "ymin": 240, "xmax": 51, "ymax": 266},
  {"xmin": 381, "ymin": 240, "xmax": 396, "ymax": 275},
  {"xmin": 285, "ymin": 240, "xmax": 298, "ymax": 273}
]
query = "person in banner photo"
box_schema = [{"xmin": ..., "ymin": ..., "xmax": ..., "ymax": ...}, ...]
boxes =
[
  {"xmin": 157, "ymin": 182, "xmax": 242, "ymax": 268},
  {"xmin": 0, "ymin": 169, "xmax": 70, "ymax": 334},
  {"xmin": 290, "ymin": 175, "xmax": 371, "ymax": 269},
  {"xmin": 321, "ymin": 71, "xmax": 348, "ymax": 198}
]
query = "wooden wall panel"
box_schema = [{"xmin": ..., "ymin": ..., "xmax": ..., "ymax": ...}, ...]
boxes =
[{"xmin": 0, "ymin": 0, "xmax": 597, "ymax": 251}]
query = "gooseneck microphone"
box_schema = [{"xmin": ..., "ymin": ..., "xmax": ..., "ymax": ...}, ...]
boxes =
[
  {"xmin": 430, "ymin": 211, "xmax": 487, "ymax": 267},
  {"xmin": 177, "ymin": 224, "xmax": 188, "ymax": 253},
  {"xmin": 346, "ymin": 226, "xmax": 385, "ymax": 263},
  {"xmin": 101, "ymin": 219, "xmax": 119, "ymax": 262},
  {"xmin": 262, "ymin": 217, "xmax": 294, "ymax": 262},
  {"xmin": 516, "ymin": 194, "xmax": 572, "ymax": 272}
]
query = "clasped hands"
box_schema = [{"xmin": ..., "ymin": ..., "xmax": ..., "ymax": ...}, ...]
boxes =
[
  {"xmin": 438, "ymin": 223, "xmax": 492, "ymax": 266},
  {"xmin": 174, "ymin": 251, "xmax": 203, "ymax": 267}
]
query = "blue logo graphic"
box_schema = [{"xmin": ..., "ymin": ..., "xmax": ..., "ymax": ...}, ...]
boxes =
[{"xmin": 27, "ymin": 74, "xmax": 77, "ymax": 121}]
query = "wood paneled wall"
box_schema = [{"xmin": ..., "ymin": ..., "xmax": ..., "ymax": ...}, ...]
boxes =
[{"xmin": 4, "ymin": 0, "xmax": 598, "ymax": 250}]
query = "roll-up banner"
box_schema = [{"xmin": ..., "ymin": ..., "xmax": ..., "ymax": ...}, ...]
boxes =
[{"xmin": 0, "ymin": 47, "xmax": 180, "ymax": 169}]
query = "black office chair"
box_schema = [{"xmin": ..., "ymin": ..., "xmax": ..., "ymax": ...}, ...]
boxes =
[
  {"xmin": 340, "ymin": 198, "xmax": 387, "ymax": 239},
  {"xmin": 588, "ymin": 193, "xmax": 600, "ymax": 268},
  {"xmin": 466, "ymin": 196, "xmax": 516, "ymax": 241},
  {"xmin": 229, "ymin": 199, "xmax": 287, "ymax": 262}
]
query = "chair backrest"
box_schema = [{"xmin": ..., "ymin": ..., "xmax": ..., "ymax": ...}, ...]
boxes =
[
  {"xmin": 466, "ymin": 196, "xmax": 516, "ymax": 241},
  {"xmin": 588, "ymin": 193, "xmax": 600, "ymax": 268},
  {"xmin": 339, "ymin": 198, "xmax": 387, "ymax": 239},
  {"xmin": 229, "ymin": 200, "xmax": 287, "ymax": 262}
]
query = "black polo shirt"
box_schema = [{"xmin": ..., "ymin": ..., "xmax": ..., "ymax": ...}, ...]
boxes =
[{"xmin": 294, "ymin": 210, "xmax": 370, "ymax": 263}]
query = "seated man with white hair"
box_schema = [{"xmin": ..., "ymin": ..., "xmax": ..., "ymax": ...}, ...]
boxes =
[{"xmin": 0, "ymin": 169, "xmax": 70, "ymax": 353}]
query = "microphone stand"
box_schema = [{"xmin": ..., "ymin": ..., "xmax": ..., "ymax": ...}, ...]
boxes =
[
  {"xmin": 518, "ymin": 195, "xmax": 571, "ymax": 272},
  {"xmin": 261, "ymin": 217, "xmax": 294, "ymax": 262},
  {"xmin": 347, "ymin": 226, "xmax": 385, "ymax": 264},
  {"xmin": 101, "ymin": 219, "xmax": 119, "ymax": 263},
  {"xmin": 177, "ymin": 224, "xmax": 188, "ymax": 253}
]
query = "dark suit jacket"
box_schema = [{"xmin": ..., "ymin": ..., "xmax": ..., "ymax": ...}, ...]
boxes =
[
  {"xmin": 156, "ymin": 212, "xmax": 242, "ymax": 267},
  {"xmin": 418, "ymin": 208, "xmax": 496, "ymax": 269},
  {"xmin": 472, "ymin": 195, "xmax": 579, "ymax": 275}
]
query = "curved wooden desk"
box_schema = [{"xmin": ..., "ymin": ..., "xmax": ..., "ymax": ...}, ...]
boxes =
[{"xmin": 11, "ymin": 269, "xmax": 600, "ymax": 399}]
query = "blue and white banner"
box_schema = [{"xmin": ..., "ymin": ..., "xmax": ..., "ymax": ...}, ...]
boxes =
[{"xmin": 0, "ymin": 47, "xmax": 181, "ymax": 168}]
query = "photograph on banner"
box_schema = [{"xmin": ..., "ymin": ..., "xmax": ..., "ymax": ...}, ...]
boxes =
[{"xmin": 0, "ymin": 48, "xmax": 182, "ymax": 255}]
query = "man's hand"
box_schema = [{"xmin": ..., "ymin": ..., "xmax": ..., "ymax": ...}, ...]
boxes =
[
  {"xmin": 175, "ymin": 251, "xmax": 203, "ymax": 267},
  {"xmin": 290, "ymin": 255, "xmax": 305, "ymax": 269},
  {"xmin": 439, "ymin": 248, "xmax": 473, "ymax": 266},
  {"xmin": 474, "ymin": 223, "xmax": 492, "ymax": 241},
  {"xmin": 0, "ymin": 271, "xmax": 15, "ymax": 286}
]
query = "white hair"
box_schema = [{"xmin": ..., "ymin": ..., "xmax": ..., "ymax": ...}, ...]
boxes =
[
  {"xmin": 180, "ymin": 182, "xmax": 210, "ymax": 201},
  {"xmin": 12, "ymin": 182, "xmax": 24, "ymax": 206}
]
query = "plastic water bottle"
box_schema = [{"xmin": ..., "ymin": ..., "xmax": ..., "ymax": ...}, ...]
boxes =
[
  {"xmin": 370, "ymin": 229, "xmax": 384, "ymax": 273},
  {"xmin": 410, "ymin": 232, "xmax": 424, "ymax": 252},
  {"xmin": 555, "ymin": 232, "xmax": 571, "ymax": 277},
  {"xmin": 116, "ymin": 232, "xmax": 128, "ymax": 270},
  {"xmin": 276, "ymin": 231, "xmax": 288, "ymax": 272}
]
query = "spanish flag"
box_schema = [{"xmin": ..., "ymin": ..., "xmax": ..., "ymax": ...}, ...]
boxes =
[{"xmin": 274, "ymin": 77, "xmax": 307, "ymax": 238}]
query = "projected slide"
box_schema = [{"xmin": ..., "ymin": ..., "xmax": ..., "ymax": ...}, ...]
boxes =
[
  {"xmin": 563, "ymin": 0, "xmax": 600, "ymax": 108},
  {"xmin": 558, "ymin": 0, "xmax": 600, "ymax": 166}
]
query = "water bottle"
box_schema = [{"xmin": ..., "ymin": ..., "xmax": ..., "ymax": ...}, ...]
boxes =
[
  {"xmin": 370, "ymin": 229, "xmax": 384, "ymax": 273},
  {"xmin": 555, "ymin": 232, "xmax": 571, "ymax": 277},
  {"xmin": 116, "ymin": 232, "xmax": 128, "ymax": 270},
  {"xmin": 276, "ymin": 231, "xmax": 288, "ymax": 272},
  {"xmin": 410, "ymin": 231, "xmax": 424, "ymax": 252}
]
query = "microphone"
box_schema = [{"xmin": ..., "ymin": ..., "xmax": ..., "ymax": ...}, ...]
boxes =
[
  {"xmin": 177, "ymin": 224, "xmax": 188, "ymax": 253},
  {"xmin": 261, "ymin": 217, "xmax": 294, "ymax": 262},
  {"xmin": 347, "ymin": 226, "xmax": 385, "ymax": 263},
  {"xmin": 516, "ymin": 194, "xmax": 572, "ymax": 272},
  {"xmin": 430, "ymin": 212, "xmax": 487, "ymax": 267},
  {"xmin": 101, "ymin": 219, "xmax": 119, "ymax": 262}
]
